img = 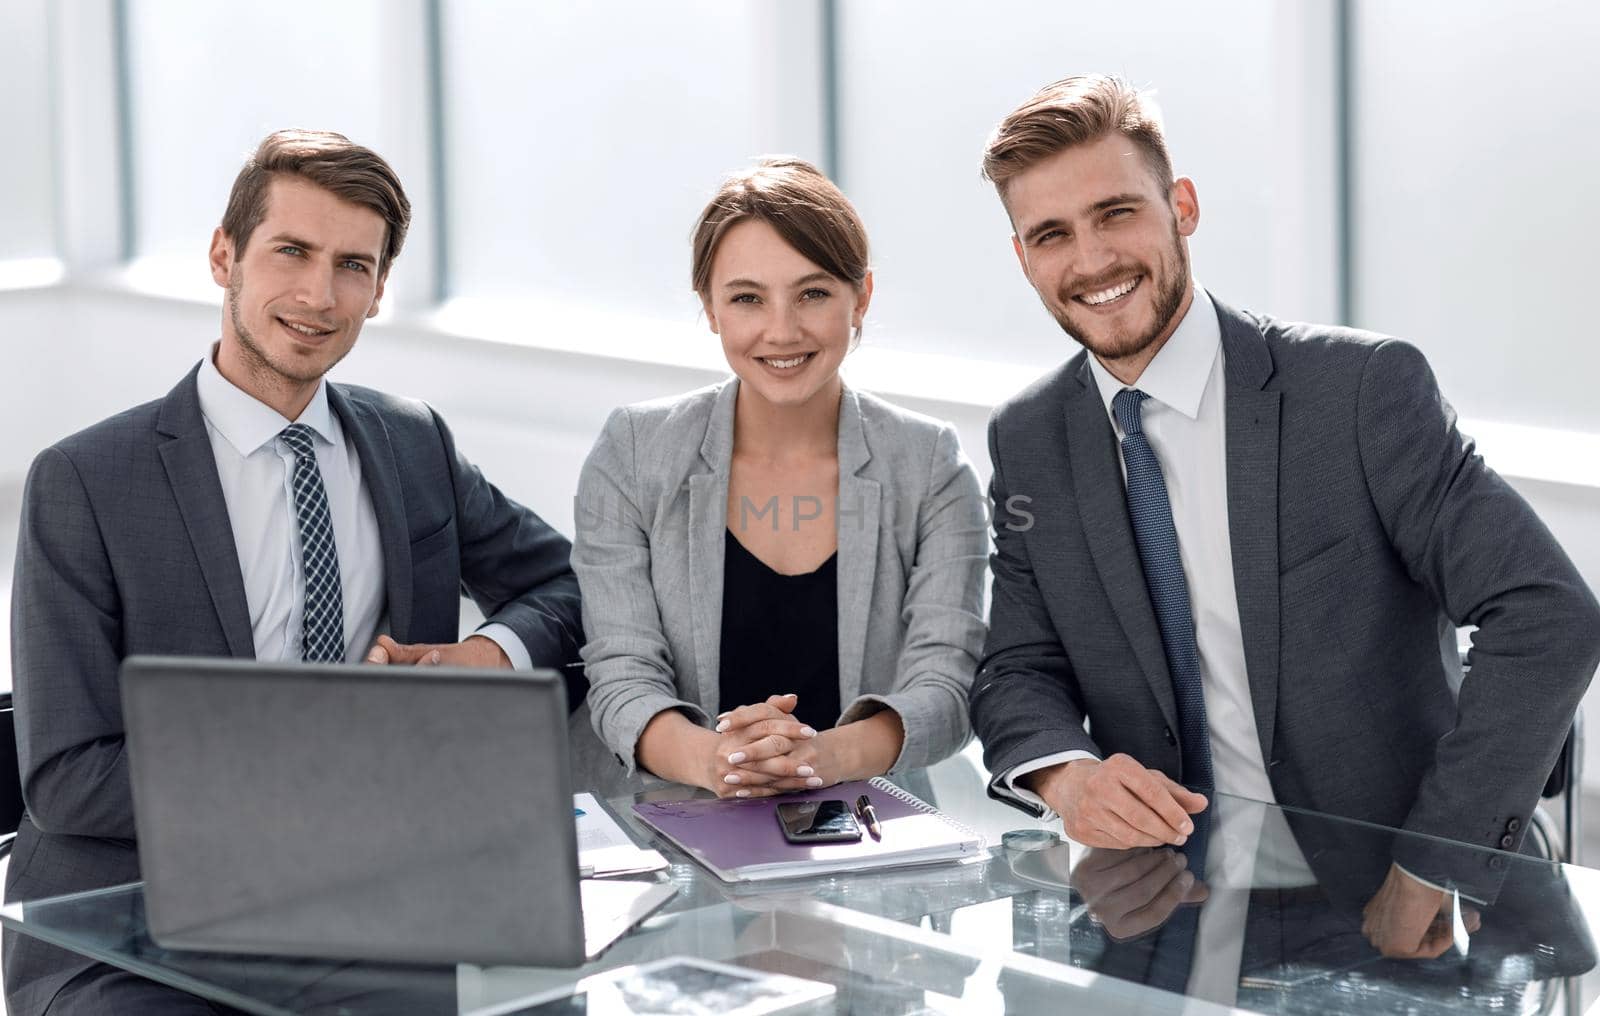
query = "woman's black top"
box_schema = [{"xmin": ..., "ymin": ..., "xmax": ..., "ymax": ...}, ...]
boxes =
[{"xmin": 718, "ymin": 528, "xmax": 841, "ymax": 731}]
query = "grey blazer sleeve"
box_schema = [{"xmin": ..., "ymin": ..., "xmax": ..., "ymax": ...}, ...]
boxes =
[
  {"xmin": 839, "ymin": 423, "xmax": 987, "ymax": 771},
  {"xmin": 430, "ymin": 407, "xmax": 585, "ymax": 700},
  {"xmin": 969, "ymin": 416, "xmax": 1100, "ymax": 813},
  {"xmin": 574, "ymin": 408, "xmax": 706, "ymax": 772},
  {"xmin": 11, "ymin": 447, "xmax": 137, "ymax": 839},
  {"xmin": 1361, "ymin": 341, "xmax": 1600, "ymax": 892}
]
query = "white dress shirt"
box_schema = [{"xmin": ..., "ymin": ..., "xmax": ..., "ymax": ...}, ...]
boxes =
[{"xmin": 195, "ymin": 348, "xmax": 529, "ymax": 667}]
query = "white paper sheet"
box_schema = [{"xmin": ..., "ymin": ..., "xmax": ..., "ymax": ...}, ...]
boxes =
[{"xmin": 575, "ymin": 792, "xmax": 669, "ymax": 876}]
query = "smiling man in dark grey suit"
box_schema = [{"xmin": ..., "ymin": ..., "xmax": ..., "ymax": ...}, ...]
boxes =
[
  {"xmin": 5, "ymin": 130, "xmax": 584, "ymax": 1015},
  {"xmin": 969, "ymin": 74, "xmax": 1600, "ymax": 973}
]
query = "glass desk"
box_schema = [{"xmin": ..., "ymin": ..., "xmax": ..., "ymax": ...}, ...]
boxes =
[{"xmin": 5, "ymin": 748, "xmax": 1599, "ymax": 1015}]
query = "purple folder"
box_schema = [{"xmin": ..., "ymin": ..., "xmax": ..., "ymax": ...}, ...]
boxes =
[{"xmin": 632, "ymin": 778, "xmax": 985, "ymax": 883}]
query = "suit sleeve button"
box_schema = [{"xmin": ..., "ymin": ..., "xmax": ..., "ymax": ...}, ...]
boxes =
[
  {"xmin": 1499, "ymin": 833, "xmax": 1516, "ymax": 849},
  {"xmin": 1507, "ymin": 818, "xmax": 1521, "ymax": 833}
]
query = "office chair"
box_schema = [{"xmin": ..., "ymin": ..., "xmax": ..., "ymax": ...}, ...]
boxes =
[{"xmin": 0, "ymin": 692, "xmax": 20, "ymax": 860}]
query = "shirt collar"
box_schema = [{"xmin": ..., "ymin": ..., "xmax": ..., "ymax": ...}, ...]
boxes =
[
  {"xmin": 1087, "ymin": 283, "xmax": 1220, "ymax": 422},
  {"xmin": 196, "ymin": 343, "xmax": 336, "ymax": 456}
]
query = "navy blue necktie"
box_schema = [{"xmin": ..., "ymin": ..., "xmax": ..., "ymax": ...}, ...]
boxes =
[
  {"xmin": 1114, "ymin": 389, "xmax": 1215, "ymax": 997},
  {"xmin": 1111, "ymin": 388, "xmax": 1215, "ymax": 799},
  {"xmin": 280, "ymin": 423, "xmax": 345, "ymax": 663}
]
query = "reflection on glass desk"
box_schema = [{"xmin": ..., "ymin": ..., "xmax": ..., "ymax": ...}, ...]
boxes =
[{"xmin": 3, "ymin": 750, "xmax": 1599, "ymax": 1015}]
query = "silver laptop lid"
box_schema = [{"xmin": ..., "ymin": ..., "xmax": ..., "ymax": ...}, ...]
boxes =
[{"xmin": 121, "ymin": 656, "xmax": 584, "ymax": 967}]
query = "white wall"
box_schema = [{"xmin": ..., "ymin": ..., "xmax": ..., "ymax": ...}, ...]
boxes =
[{"xmin": 6, "ymin": 279, "xmax": 1600, "ymax": 790}]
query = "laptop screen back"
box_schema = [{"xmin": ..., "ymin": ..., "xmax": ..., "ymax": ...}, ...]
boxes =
[{"xmin": 121, "ymin": 657, "xmax": 583, "ymax": 967}]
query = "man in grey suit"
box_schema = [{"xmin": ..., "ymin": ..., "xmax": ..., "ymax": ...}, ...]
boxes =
[
  {"xmin": 5, "ymin": 130, "xmax": 584, "ymax": 1015},
  {"xmin": 969, "ymin": 73, "xmax": 1600, "ymax": 974}
]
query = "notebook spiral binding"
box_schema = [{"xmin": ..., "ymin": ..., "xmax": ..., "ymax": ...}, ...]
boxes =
[{"xmin": 868, "ymin": 777, "xmax": 987, "ymax": 850}]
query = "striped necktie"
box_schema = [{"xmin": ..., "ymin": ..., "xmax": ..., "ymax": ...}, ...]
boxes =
[{"xmin": 279, "ymin": 423, "xmax": 345, "ymax": 663}]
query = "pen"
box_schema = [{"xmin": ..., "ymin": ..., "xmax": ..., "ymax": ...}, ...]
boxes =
[{"xmin": 856, "ymin": 794, "xmax": 882, "ymax": 841}]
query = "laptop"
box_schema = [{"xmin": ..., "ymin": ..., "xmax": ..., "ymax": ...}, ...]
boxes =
[{"xmin": 121, "ymin": 656, "xmax": 648, "ymax": 967}]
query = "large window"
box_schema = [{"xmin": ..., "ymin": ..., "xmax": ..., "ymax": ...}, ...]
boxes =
[
  {"xmin": 0, "ymin": 0, "xmax": 56, "ymax": 262},
  {"xmin": 834, "ymin": 0, "xmax": 1341, "ymax": 368},
  {"xmin": 439, "ymin": 1, "xmax": 827, "ymax": 352},
  {"xmin": 83, "ymin": 0, "xmax": 1600, "ymax": 437},
  {"xmin": 1352, "ymin": 0, "xmax": 1600, "ymax": 432},
  {"xmin": 121, "ymin": 0, "xmax": 395, "ymax": 291}
]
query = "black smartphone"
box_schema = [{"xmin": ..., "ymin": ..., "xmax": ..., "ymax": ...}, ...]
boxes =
[{"xmin": 775, "ymin": 799, "xmax": 863, "ymax": 843}]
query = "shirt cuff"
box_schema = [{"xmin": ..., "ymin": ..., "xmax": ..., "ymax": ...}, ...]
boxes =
[
  {"xmin": 1393, "ymin": 862, "xmax": 1489, "ymax": 906},
  {"xmin": 1001, "ymin": 750, "xmax": 1101, "ymax": 821},
  {"xmin": 474, "ymin": 622, "xmax": 532, "ymax": 671}
]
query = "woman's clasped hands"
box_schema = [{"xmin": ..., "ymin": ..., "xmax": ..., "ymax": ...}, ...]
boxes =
[{"xmin": 708, "ymin": 693, "xmax": 831, "ymax": 798}]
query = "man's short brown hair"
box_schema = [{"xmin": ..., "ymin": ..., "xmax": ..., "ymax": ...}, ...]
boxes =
[
  {"xmin": 220, "ymin": 129, "xmax": 411, "ymax": 273},
  {"xmin": 982, "ymin": 75, "xmax": 1174, "ymax": 197}
]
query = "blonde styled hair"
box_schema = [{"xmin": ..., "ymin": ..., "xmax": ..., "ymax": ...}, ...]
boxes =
[{"xmin": 982, "ymin": 75, "xmax": 1173, "ymax": 197}]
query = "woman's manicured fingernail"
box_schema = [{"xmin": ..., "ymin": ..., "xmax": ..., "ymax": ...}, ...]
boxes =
[
  {"xmin": 429, "ymin": 650, "xmax": 441, "ymax": 664},
  {"xmin": 728, "ymin": 751, "xmax": 747, "ymax": 764},
  {"xmin": 797, "ymin": 765, "xmax": 815, "ymax": 777},
  {"xmin": 800, "ymin": 726, "xmax": 817, "ymax": 738},
  {"xmin": 723, "ymin": 774, "xmax": 741, "ymax": 785},
  {"xmin": 736, "ymin": 789, "xmax": 750, "ymax": 798},
  {"xmin": 715, "ymin": 720, "xmax": 730, "ymax": 732},
  {"xmin": 1175, "ymin": 834, "xmax": 1187, "ymax": 845},
  {"xmin": 805, "ymin": 776, "xmax": 824, "ymax": 788}
]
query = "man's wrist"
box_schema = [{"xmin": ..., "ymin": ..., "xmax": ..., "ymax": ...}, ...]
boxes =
[
  {"xmin": 1020, "ymin": 759, "xmax": 1093, "ymax": 821},
  {"xmin": 464, "ymin": 634, "xmax": 512, "ymax": 668},
  {"xmin": 1023, "ymin": 757, "xmax": 1093, "ymax": 795}
]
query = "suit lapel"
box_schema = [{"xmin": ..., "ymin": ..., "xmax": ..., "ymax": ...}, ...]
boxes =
[
  {"xmin": 687, "ymin": 381, "xmax": 737, "ymax": 715},
  {"xmin": 329, "ymin": 385, "xmax": 414, "ymax": 642},
  {"xmin": 1216, "ymin": 301, "xmax": 1282, "ymax": 764},
  {"xmin": 836, "ymin": 388, "xmax": 880, "ymax": 706},
  {"xmin": 155, "ymin": 366, "xmax": 254, "ymax": 659},
  {"xmin": 1065, "ymin": 360, "xmax": 1179, "ymax": 733}
]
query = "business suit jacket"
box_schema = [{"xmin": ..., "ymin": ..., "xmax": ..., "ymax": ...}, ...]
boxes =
[
  {"xmin": 5, "ymin": 363, "xmax": 584, "ymax": 1013},
  {"xmin": 574, "ymin": 378, "xmax": 988, "ymax": 775},
  {"xmin": 971, "ymin": 298, "xmax": 1600, "ymax": 901}
]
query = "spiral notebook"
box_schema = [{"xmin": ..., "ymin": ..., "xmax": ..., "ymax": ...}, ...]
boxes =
[{"xmin": 631, "ymin": 778, "xmax": 985, "ymax": 883}]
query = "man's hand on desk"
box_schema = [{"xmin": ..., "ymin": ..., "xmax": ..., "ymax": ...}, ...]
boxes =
[
  {"xmin": 364, "ymin": 633, "xmax": 511, "ymax": 668},
  {"xmin": 1071, "ymin": 846, "xmax": 1209, "ymax": 941},
  {"xmin": 1361, "ymin": 862, "xmax": 1481, "ymax": 959},
  {"xmin": 1026, "ymin": 754, "xmax": 1208, "ymax": 849}
]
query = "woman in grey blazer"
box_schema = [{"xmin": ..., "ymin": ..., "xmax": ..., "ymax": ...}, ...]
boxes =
[{"xmin": 575, "ymin": 158, "xmax": 988, "ymax": 798}]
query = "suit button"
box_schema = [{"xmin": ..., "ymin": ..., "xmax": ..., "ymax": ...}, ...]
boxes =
[
  {"xmin": 1507, "ymin": 818, "xmax": 1521, "ymax": 833},
  {"xmin": 1489, "ymin": 856, "xmax": 1507, "ymax": 870},
  {"xmin": 1500, "ymin": 833, "xmax": 1516, "ymax": 849},
  {"xmin": 1164, "ymin": 727, "xmax": 1176, "ymax": 746}
]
